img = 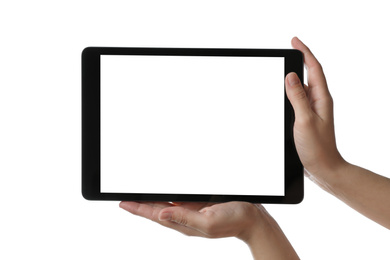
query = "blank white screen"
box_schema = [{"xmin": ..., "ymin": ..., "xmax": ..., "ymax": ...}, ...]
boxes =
[{"xmin": 101, "ymin": 55, "xmax": 284, "ymax": 196}]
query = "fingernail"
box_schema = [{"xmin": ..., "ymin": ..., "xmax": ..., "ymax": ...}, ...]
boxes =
[
  {"xmin": 159, "ymin": 211, "xmax": 172, "ymax": 221},
  {"xmin": 287, "ymin": 73, "xmax": 300, "ymax": 86}
]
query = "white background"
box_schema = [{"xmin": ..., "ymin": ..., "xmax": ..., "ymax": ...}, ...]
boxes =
[
  {"xmin": 1, "ymin": 1, "xmax": 389, "ymax": 259},
  {"xmin": 101, "ymin": 56, "xmax": 284, "ymax": 195}
]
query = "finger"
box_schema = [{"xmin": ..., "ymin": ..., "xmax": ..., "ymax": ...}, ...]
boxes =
[
  {"xmin": 173, "ymin": 202, "xmax": 215, "ymax": 211},
  {"xmin": 291, "ymin": 37, "xmax": 333, "ymax": 120},
  {"xmin": 169, "ymin": 202, "xmax": 182, "ymax": 206},
  {"xmin": 291, "ymin": 37, "xmax": 328, "ymax": 91},
  {"xmin": 285, "ymin": 72, "xmax": 313, "ymax": 121},
  {"xmin": 119, "ymin": 201, "xmax": 170, "ymax": 221},
  {"xmin": 120, "ymin": 202, "xmax": 208, "ymax": 237},
  {"xmin": 304, "ymin": 83, "xmax": 310, "ymax": 94},
  {"xmin": 158, "ymin": 206, "xmax": 210, "ymax": 236}
]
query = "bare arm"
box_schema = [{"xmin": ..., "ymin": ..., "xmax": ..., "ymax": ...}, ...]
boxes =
[
  {"xmin": 286, "ymin": 37, "xmax": 390, "ymax": 229},
  {"xmin": 242, "ymin": 205, "xmax": 300, "ymax": 260},
  {"xmin": 314, "ymin": 163, "xmax": 390, "ymax": 229}
]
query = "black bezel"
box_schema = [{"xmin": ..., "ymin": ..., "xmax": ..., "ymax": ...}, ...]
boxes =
[{"xmin": 82, "ymin": 47, "xmax": 304, "ymax": 203}]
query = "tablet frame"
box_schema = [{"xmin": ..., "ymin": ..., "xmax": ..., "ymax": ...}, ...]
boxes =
[{"xmin": 82, "ymin": 47, "xmax": 304, "ymax": 203}]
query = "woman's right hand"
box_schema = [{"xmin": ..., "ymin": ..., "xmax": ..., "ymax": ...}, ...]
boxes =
[
  {"xmin": 287, "ymin": 38, "xmax": 390, "ymax": 229},
  {"xmin": 285, "ymin": 37, "xmax": 346, "ymax": 185}
]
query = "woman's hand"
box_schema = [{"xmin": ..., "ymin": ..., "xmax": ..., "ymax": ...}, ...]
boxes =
[
  {"xmin": 120, "ymin": 201, "xmax": 300, "ymax": 259},
  {"xmin": 286, "ymin": 38, "xmax": 390, "ymax": 229},
  {"xmin": 119, "ymin": 201, "xmax": 261, "ymax": 240},
  {"xmin": 285, "ymin": 37, "xmax": 347, "ymax": 187}
]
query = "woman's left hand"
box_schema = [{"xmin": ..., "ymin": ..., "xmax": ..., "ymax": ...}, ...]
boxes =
[{"xmin": 119, "ymin": 201, "xmax": 263, "ymax": 241}]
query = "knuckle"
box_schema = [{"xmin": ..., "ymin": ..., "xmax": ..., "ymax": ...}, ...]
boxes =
[
  {"xmin": 292, "ymin": 88, "xmax": 307, "ymax": 101},
  {"xmin": 309, "ymin": 58, "xmax": 323, "ymax": 73},
  {"xmin": 173, "ymin": 212, "xmax": 188, "ymax": 227},
  {"xmin": 325, "ymin": 95, "xmax": 334, "ymax": 106},
  {"xmin": 241, "ymin": 202, "xmax": 257, "ymax": 214},
  {"xmin": 316, "ymin": 61, "xmax": 324, "ymax": 72}
]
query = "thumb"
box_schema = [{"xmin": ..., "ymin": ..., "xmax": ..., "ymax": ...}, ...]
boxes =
[
  {"xmin": 159, "ymin": 207, "xmax": 206, "ymax": 230},
  {"xmin": 285, "ymin": 72, "xmax": 312, "ymax": 120}
]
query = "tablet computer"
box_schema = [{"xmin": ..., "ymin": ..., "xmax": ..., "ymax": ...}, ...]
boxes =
[{"xmin": 82, "ymin": 47, "xmax": 304, "ymax": 204}]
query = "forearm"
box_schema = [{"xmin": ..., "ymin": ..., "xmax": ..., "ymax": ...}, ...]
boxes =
[
  {"xmin": 312, "ymin": 161, "xmax": 390, "ymax": 229},
  {"xmin": 238, "ymin": 206, "xmax": 300, "ymax": 260}
]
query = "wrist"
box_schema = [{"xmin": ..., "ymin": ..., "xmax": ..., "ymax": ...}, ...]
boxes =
[
  {"xmin": 235, "ymin": 204, "xmax": 269, "ymax": 244},
  {"xmin": 236, "ymin": 205, "xmax": 300, "ymax": 260},
  {"xmin": 234, "ymin": 204, "xmax": 267, "ymax": 243},
  {"xmin": 305, "ymin": 156, "xmax": 351, "ymax": 196}
]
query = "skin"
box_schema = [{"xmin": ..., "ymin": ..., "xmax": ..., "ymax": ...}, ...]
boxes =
[{"xmin": 120, "ymin": 37, "xmax": 390, "ymax": 259}]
